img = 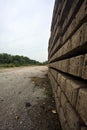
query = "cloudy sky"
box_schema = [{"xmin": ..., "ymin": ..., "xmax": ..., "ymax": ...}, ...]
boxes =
[{"xmin": 0, "ymin": 0, "xmax": 54, "ymax": 62}]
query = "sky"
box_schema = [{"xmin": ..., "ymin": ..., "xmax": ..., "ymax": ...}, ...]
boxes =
[{"xmin": 0, "ymin": 0, "xmax": 55, "ymax": 62}]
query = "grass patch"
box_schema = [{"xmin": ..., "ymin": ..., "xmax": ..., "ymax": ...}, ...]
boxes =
[
  {"xmin": 31, "ymin": 75, "xmax": 53, "ymax": 97},
  {"xmin": 31, "ymin": 75, "xmax": 62, "ymax": 129},
  {"xmin": 31, "ymin": 77, "xmax": 46, "ymax": 87},
  {"xmin": 0, "ymin": 64, "xmax": 16, "ymax": 68},
  {"xmin": 0, "ymin": 64, "xmax": 47, "ymax": 68}
]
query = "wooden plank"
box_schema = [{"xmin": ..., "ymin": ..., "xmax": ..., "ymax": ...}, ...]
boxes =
[
  {"xmin": 71, "ymin": 23, "xmax": 87, "ymax": 49},
  {"xmin": 49, "ymin": 54, "xmax": 86, "ymax": 79},
  {"xmin": 50, "ymin": 36, "xmax": 62, "ymax": 57},
  {"xmin": 49, "ymin": 59, "xmax": 69, "ymax": 73},
  {"xmin": 76, "ymin": 88, "xmax": 87, "ymax": 125},
  {"xmin": 69, "ymin": 55, "xmax": 84, "ymax": 77},
  {"xmin": 67, "ymin": 0, "xmax": 80, "ymax": 25},
  {"xmin": 82, "ymin": 54, "xmax": 87, "ymax": 79},
  {"xmin": 62, "ymin": 0, "xmax": 87, "ymax": 44},
  {"xmin": 49, "ymin": 23, "xmax": 87, "ymax": 63}
]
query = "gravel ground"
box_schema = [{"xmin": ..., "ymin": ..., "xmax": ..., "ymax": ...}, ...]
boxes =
[{"xmin": 0, "ymin": 66, "xmax": 61, "ymax": 130}]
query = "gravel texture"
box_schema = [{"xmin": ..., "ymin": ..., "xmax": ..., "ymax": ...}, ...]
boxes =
[{"xmin": 0, "ymin": 66, "xmax": 61, "ymax": 130}]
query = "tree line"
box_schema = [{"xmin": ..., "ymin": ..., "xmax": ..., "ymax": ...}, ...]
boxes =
[{"xmin": 0, "ymin": 53, "xmax": 42, "ymax": 67}]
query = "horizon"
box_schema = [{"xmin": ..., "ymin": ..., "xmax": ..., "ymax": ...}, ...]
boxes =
[{"xmin": 0, "ymin": 52, "xmax": 48, "ymax": 63}]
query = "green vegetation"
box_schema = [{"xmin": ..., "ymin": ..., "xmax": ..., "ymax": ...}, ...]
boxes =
[
  {"xmin": 0, "ymin": 53, "xmax": 42, "ymax": 67},
  {"xmin": 42, "ymin": 61, "xmax": 48, "ymax": 65},
  {"xmin": 31, "ymin": 75, "xmax": 52, "ymax": 97}
]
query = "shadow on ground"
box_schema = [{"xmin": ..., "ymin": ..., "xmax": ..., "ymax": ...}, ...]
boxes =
[{"xmin": 30, "ymin": 74, "xmax": 62, "ymax": 130}]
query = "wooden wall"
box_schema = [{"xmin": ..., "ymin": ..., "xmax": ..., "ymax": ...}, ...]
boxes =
[{"xmin": 48, "ymin": 0, "xmax": 87, "ymax": 130}]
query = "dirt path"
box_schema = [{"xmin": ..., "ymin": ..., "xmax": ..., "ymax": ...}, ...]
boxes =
[{"xmin": 0, "ymin": 66, "xmax": 61, "ymax": 130}]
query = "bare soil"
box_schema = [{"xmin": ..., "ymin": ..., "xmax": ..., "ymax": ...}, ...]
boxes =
[{"xmin": 0, "ymin": 66, "xmax": 61, "ymax": 130}]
